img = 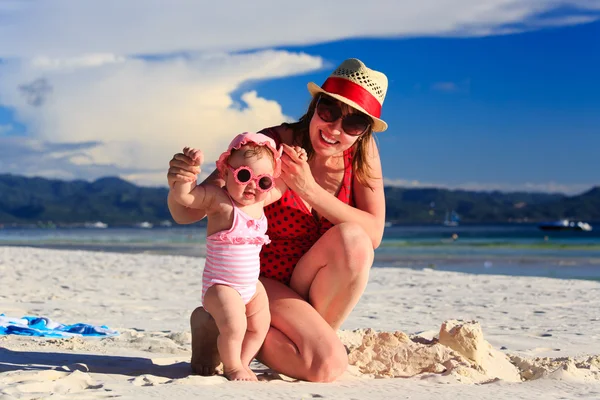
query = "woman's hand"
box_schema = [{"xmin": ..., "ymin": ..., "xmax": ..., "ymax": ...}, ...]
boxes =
[
  {"xmin": 167, "ymin": 147, "xmax": 203, "ymax": 189},
  {"xmin": 280, "ymin": 144, "xmax": 315, "ymax": 197}
]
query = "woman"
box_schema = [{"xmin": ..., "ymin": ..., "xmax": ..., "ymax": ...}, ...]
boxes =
[{"xmin": 167, "ymin": 58, "xmax": 388, "ymax": 382}]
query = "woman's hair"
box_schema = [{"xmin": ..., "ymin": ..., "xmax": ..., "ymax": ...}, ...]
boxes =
[{"xmin": 283, "ymin": 95, "xmax": 378, "ymax": 189}]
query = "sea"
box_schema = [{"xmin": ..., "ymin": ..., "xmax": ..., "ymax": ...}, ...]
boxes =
[{"xmin": 1, "ymin": 224, "xmax": 599, "ymax": 282}]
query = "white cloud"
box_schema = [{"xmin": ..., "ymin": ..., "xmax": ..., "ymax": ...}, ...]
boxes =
[
  {"xmin": 527, "ymin": 15, "xmax": 599, "ymax": 28},
  {"xmin": 0, "ymin": 50, "xmax": 321, "ymax": 185},
  {"xmin": 383, "ymin": 178, "xmax": 594, "ymax": 195},
  {"xmin": 30, "ymin": 54, "xmax": 126, "ymax": 70},
  {"xmin": 0, "ymin": 1, "xmax": 598, "ymax": 187},
  {"xmin": 0, "ymin": 137, "xmax": 107, "ymax": 181},
  {"xmin": 0, "ymin": 1, "xmax": 599, "ymax": 57}
]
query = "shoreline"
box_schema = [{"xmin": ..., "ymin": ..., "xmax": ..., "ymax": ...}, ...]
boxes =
[{"xmin": 1, "ymin": 242, "xmax": 599, "ymax": 283}]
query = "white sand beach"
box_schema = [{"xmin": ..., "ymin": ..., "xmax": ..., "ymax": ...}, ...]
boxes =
[{"xmin": 1, "ymin": 246, "xmax": 599, "ymax": 399}]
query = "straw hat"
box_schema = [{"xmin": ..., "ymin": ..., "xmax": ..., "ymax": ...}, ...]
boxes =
[{"xmin": 307, "ymin": 58, "xmax": 388, "ymax": 132}]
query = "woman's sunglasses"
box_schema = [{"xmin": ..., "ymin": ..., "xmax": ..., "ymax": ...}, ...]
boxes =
[
  {"xmin": 315, "ymin": 96, "xmax": 372, "ymax": 136},
  {"xmin": 228, "ymin": 165, "xmax": 274, "ymax": 192}
]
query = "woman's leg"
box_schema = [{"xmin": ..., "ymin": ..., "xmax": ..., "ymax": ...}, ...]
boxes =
[
  {"xmin": 257, "ymin": 277, "xmax": 348, "ymax": 383},
  {"xmin": 290, "ymin": 222, "xmax": 374, "ymax": 330},
  {"xmin": 190, "ymin": 306, "xmax": 220, "ymax": 376},
  {"xmin": 256, "ymin": 223, "xmax": 373, "ymax": 381}
]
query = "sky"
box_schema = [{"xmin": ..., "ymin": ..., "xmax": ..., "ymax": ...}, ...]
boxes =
[{"xmin": 0, "ymin": 1, "xmax": 598, "ymax": 194}]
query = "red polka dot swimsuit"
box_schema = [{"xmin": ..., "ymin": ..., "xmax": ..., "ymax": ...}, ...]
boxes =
[{"xmin": 259, "ymin": 127, "xmax": 355, "ymax": 285}]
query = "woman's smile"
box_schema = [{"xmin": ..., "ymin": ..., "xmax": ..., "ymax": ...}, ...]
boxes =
[{"xmin": 319, "ymin": 130, "xmax": 339, "ymax": 145}]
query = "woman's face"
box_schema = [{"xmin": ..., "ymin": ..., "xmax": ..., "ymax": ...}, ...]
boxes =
[{"xmin": 308, "ymin": 96, "xmax": 369, "ymax": 157}]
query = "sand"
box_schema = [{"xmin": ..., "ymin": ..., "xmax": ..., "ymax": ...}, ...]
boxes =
[{"xmin": 1, "ymin": 246, "xmax": 599, "ymax": 399}]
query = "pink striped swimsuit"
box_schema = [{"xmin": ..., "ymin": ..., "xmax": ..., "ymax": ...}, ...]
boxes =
[{"xmin": 202, "ymin": 195, "xmax": 270, "ymax": 304}]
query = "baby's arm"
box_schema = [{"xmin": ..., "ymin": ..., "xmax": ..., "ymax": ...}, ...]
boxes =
[
  {"xmin": 171, "ymin": 147, "xmax": 218, "ymax": 212},
  {"xmin": 264, "ymin": 146, "xmax": 307, "ymax": 206},
  {"xmin": 173, "ymin": 181, "xmax": 214, "ymax": 209}
]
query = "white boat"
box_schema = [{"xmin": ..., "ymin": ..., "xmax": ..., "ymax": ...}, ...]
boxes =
[
  {"xmin": 135, "ymin": 222, "xmax": 153, "ymax": 229},
  {"xmin": 84, "ymin": 221, "xmax": 108, "ymax": 228},
  {"xmin": 538, "ymin": 220, "xmax": 592, "ymax": 232}
]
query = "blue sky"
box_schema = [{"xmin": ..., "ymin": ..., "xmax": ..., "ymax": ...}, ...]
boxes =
[
  {"xmin": 257, "ymin": 21, "xmax": 600, "ymax": 193},
  {"xmin": 0, "ymin": 1, "xmax": 598, "ymax": 194}
]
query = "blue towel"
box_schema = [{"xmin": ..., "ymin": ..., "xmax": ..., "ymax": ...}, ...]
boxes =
[{"xmin": 0, "ymin": 314, "xmax": 118, "ymax": 338}]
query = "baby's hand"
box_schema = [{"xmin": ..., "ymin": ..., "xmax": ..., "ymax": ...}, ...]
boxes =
[
  {"xmin": 179, "ymin": 147, "xmax": 203, "ymax": 183},
  {"xmin": 183, "ymin": 147, "xmax": 204, "ymax": 165},
  {"xmin": 292, "ymin": 146, "xmax": 308, "ymax": 161}
]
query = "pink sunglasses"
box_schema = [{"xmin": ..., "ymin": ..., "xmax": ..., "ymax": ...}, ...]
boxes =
[{"xmin": 228, "ymin": 165, "xmax": 274, "ymax": 192}]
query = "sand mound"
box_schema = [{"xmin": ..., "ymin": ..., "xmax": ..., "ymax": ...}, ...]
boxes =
[
  {"xmin": 343, "ymin": 320, "xmax": 600, "ymax": 383},
  {"xmin": 438, "ymin": 319, "xmax": 521, "ymax": 382},
  {"xmin": 510, "ymin": 355, "xmax": 600, "ymax": 381},
  {"xmin": 344, "ymin": 320, "xmax": 521, "ymax": 383}
]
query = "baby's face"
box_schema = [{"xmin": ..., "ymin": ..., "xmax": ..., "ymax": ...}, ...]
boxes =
[{"xmin": 224, "ymin": 146, "xmax": 275, "ymax": 206}]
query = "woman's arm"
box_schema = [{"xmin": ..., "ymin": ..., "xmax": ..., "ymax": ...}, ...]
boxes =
[
  {"xmin": 263, "ymin": 177, "xmax": 287, "ymax": 206},
  {"xmin": 280, "ymin": 138, "xmax": 386, "ymax": 248},
  {"xmin": 263, "ymin": 145, "xmax": 306, "ymax": 206}
]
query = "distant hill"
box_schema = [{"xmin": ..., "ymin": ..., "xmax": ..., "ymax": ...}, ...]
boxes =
[
  {"xmin": 0, "ymin": 174, "xmax": 171, "ymax": 225},
  {"xmin": 384, "ymin": 186, "xmax": 600, "ymax": 223},
  {"xmin": 0, "ymin": 174, "xmax": 598, "ymax": 225}
]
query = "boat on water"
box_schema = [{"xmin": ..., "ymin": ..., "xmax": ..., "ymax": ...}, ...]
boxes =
[
  {"xmin": 84, "ymin": 221, "xmax": 108, "ymax": 229},
  {"xmin": 134, "ymin": 222, "xmax": 153, "ymax": 229},
  {"xmin": 538, "ymin": 219, "xmax": 592, "ymax": 232},
  {"xmin": 443, "ymin": 210, "xmax": 460, "ymax": 227}
]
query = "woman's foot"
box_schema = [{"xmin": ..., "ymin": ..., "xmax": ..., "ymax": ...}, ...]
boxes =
[{"xmin": 190, "ymin": 307, "xmax": 221, "ymax": 375}]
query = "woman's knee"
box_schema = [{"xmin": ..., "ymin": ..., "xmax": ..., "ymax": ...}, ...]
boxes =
[
  {"xmin": 331, "ymin": 222, "xmax": 374, "ymax": 274},
  {"xmin": 305, "ymin": 341, "xmax": 348, "ymax": 382}
]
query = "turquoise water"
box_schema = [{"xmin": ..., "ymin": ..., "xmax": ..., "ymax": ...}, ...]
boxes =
[
  {"xmin": 1, "ymin": 224, "xmax": 599, "ymax": 281},
  {"xmin": 377, "ymin": 225, "xmax": 600, "ymax": 281}
]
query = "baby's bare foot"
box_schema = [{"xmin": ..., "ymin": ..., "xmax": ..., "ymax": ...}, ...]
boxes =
[
  {"xmin": 225, "ymin": 367, "xmax": 254, "ymax": 381},
  {"xmin": 244, "ymin": 365, "xmax": 258, "ymax": 382}
]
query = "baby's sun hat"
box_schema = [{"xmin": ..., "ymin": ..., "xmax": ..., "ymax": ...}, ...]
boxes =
[{"xmin": 216, "ymin": 132, "xmax": 283, "ymax": 177}]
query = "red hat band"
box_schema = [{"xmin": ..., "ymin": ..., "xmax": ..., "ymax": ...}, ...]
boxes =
[{"xmin": 320, "ymin": 77, "xmax": 382, "ymax": 119}]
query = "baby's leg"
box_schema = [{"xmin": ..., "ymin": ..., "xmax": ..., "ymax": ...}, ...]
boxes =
[
  {"xmin": 241, "ymin": 281, "xmax": 271, "ymax": 377},
  {"xmin": 203, "ymin": 284, "xmax": 253, "ymax": 381}
]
